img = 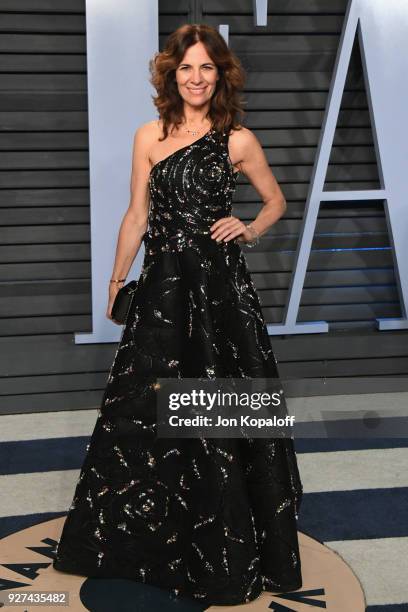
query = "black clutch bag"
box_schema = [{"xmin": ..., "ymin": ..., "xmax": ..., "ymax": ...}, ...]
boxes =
[{"xmin": 111, "ymin": 279, "xmax": 139, "ymax": 324}]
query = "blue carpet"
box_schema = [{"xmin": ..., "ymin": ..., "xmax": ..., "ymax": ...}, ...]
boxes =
[
  {"xmin": 0, "ymin": 512, "xmax": 67, "ymax": 539},
  {"xmin": 1, "ymin": 435, "xmax": 408, "ymax": 475},
  {"xmin": 366, "ymin": 606, "xmax": 408, "ymax": 611},
  {"xmin": 298, "ymin": 487, "xmax": 408, "ymax": 541}
]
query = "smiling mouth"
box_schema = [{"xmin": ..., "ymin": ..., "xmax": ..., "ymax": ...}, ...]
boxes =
[{"xmin": 188, "ymin": 87, "xmax": 207, "ymax": 94}]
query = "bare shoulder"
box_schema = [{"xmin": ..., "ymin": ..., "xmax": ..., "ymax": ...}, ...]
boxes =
[
  {"xmin": 132, "ymin": 120, "xmax": 163, "ymax": 166},
  {"xmin": 229, "ymin": 125, "xmax": 259, "ymax": 149},
  {"xmin": 134, "ymin": 119, "xmax": 162, "ymax": 143},
  {"xmin": 227, "ymin": 126, "xmax": 261, "ymax": 172}
]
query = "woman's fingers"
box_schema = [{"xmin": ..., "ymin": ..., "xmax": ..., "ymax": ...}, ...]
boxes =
[{"xmin": 211, "ymin": 216, "xmax": 245, "ymax": 242}]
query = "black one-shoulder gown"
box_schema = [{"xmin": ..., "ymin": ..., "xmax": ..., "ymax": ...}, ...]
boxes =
[{"xmin": 53, "ymin": 127, "xmax": 303, "ymax": 606}]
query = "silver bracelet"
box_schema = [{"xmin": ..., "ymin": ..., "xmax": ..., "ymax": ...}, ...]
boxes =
[{"xmin": 244, "ymin": 223, "xmax": 260, "ymax": 248}]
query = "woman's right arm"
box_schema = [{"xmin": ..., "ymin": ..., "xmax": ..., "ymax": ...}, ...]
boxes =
[{"xmin": 106, "ymin": 122, "xmax": 153, "ymax": 323}]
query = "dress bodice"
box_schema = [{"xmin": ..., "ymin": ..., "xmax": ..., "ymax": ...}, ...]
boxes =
[{"xmin": 144, "ymin": 128, "xmax": 239, "ymax": 255}]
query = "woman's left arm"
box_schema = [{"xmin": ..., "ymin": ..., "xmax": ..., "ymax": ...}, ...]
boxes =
[{"xmin": 210, "ymin": 127, "xmax": 286, "ymax": 244}]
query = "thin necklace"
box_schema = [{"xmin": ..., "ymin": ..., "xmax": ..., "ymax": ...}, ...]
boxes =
[{"xmin": 183, "ymin": 122, "xmax": 211, "ymax": 137}]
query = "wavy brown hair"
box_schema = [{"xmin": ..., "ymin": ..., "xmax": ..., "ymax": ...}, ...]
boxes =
[{"xmin": 149, "ymin": 23, "xmax": 246, "ymax": 142}]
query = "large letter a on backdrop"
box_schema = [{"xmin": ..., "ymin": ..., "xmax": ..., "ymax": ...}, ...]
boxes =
[{"xmin": 268, "ymin": 0, "xmax": 408, "ymax": 335}]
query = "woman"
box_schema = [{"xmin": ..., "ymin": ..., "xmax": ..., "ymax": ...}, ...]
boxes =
[{"xmin": 53, "ymin": 23, "xmax": 303, "ymax": 606}]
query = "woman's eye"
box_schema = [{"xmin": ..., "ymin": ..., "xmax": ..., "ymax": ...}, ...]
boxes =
[{"xmin": 179, "ymin": 66, "xmax": 213, "ymax": 70}]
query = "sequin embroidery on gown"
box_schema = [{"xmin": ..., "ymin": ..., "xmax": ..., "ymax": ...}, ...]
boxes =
[{"xmin": 52, "ymin": 127, "xmax": 303, "ymax": 606}]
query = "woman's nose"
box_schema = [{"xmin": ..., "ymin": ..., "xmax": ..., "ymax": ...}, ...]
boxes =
[{"xmin": 191, "ymin": 71, "xmax": 202, "ymax": 85}]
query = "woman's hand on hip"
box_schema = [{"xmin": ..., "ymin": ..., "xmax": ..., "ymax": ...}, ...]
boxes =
[{"xmin": 210, "ymin": 216, "xmax": 248, "ymax": 243}]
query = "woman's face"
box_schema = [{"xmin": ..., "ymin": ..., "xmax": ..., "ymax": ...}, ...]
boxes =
[{"xmin": 175, "ymin": 41, "xmax": 219, "ymax": 109}]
